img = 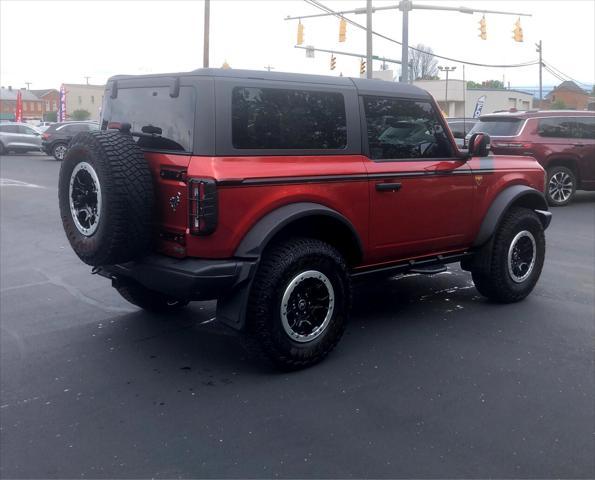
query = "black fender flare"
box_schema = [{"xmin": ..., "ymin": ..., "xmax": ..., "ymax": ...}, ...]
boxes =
[
  {"xmin": 473, "ymin": 184, "xmax": 551, "ymax": 247},
  {"xmin": 234, "ymin": 202, "xmax": 364, "ymax": 260},
  {"xmin": 217, "ymin": 203, "xmax": 363, "ymax": 331}
]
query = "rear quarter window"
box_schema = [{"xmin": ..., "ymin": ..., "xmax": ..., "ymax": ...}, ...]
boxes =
[
  {"xmin": 101, "ymin": 86, "xmax": 196, "ymax": 152},
  {"xmin": 538, "ymin": 117, "xmax": 595, "ymax": 139},
  {"xmin": 231, "ymin": 87, "xmax": 347, "ymax": 150}
]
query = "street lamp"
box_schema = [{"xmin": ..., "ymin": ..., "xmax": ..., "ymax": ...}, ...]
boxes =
[{"xmin": 438, "ymin": 65, "xmax": 456, "ymax": 116}]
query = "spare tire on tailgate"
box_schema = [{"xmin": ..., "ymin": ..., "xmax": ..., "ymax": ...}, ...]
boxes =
[{"xmin": 58, "ymin": 130, "xmax": 154, "ymax": 266}]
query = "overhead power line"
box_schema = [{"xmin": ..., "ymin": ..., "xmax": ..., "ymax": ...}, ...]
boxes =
[
  {"xmin": 302, "ymin": 0, "xmax": 539, "ymax": 69},
  {"xmin": 542, "ymin": 61, "xmax": 592, "ymax": 88}
]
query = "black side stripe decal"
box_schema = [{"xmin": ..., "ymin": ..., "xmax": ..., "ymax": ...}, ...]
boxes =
[{"xmin": 217, "ymin": 169, "xmax": 496, "ymax": 187}]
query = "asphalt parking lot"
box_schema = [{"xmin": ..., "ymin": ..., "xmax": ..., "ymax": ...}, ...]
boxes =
[{"xmin": 1, "ymin": 152, "xmax": 594, "ymax": 478}]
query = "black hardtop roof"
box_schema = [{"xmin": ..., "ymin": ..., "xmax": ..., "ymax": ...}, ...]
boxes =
[{"xmin": 108, "ymin": 68, "xmax": 431, "ymax": 99}]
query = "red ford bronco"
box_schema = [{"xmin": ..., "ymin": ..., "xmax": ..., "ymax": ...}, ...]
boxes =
[{"xmin": 58, "ymin": 69, "xmax": 551, "ymax": 369}]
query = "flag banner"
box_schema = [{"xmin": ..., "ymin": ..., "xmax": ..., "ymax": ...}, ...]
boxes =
[
  {"xmin": 15, "ymin": 90, "xmax": 23, "ymax": 122},
  {"xmin": 58, "ymin": 84, "xmax": 66, "ymax": 122},
  {"xmin": 473, "ymin": 95, "xmax": 486, "ymax": 118}
]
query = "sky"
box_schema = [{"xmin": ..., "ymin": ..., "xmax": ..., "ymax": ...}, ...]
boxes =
[{"xmin": 1, "ymin": 0, "xmax": 594, "ymax": 94}]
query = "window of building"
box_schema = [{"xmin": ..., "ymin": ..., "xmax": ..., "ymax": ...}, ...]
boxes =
[
  {"xmin": 91, "ymin": 95, "xmax": 95, "ymax": 104},
  {"xmin": 363, "ymin": 96, "xmax": 451, "ymax": 160},
  {"xmin": 78, "ymin": 96, "xmax": 82, "ymax": 105},
  {"xmin": 46, "ymin": 101, "xmax": 50, "ymax": 110},
  {"xmin": 508, "ymin": 98, "xmax": 517, "ymax": 108},
  {"xmin": 231, "ymin": 87, "xmax": 347, "ymax": 150}
]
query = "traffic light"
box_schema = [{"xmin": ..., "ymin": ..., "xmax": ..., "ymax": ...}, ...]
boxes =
[
  {"xmin": 360, "ymin": 58, "xmax": 366, "ymax": 75},
  {"xmin": 330, "ymin": 54, "xmax": 337, "ymax": 71},
  {"xmin": 297, "ymin": 21, "xmax": 304, "ymax": 45},
  {"xmin": 513, "ymin": 18, "xmax": 523, "ymax": 42},
  {"xmin": 339, "ymin": 18, "xmax": 347, "ymax": 42},
  {"xmin": 478, "ymin": 15, "xmax": 487, "ymax": 40}
]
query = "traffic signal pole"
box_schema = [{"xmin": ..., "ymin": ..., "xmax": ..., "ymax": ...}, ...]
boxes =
[
  {"xmin": 366, "ymin": 0, "xmax": 373, "ymax": 79},
  {"xmin": 287, "ymin": 2, "xmax": 530, "ymax": 83}
]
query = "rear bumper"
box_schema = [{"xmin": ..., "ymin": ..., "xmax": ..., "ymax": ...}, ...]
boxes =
[{"xmin": 97, "ymin": 255, "xmax": 257, "ymax": 301}]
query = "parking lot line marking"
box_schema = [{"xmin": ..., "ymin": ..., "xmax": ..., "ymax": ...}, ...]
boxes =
[{"xmin": 0, "ymin": 178, "xmax": 45, "ymax": 189}]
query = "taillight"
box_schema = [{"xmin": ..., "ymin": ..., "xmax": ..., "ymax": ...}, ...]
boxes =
[
  {"xmin": 42, "ymin": 133, "xmax": 49, "ymax": 140},
  {"xmin": 188, "ymin": 178, "xmax": 217, "ymax": 235}
]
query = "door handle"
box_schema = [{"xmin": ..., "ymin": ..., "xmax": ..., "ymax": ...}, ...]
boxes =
[
  {"xmin": 573, "ymin": 144, "xmax": 585, "ymax": 147},
  {"xmin": 376, "ymin": 182, "xmax": 402, "ymax": 192}
]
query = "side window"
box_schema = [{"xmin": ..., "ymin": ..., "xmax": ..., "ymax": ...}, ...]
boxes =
[
  {"xmin": 18, "ymin": 125, "xmax": 38, "ymax": 135},
  {"xmin": 232, "ymin": 87, "xmax": 347, "ymax": 150},
  {"xmin": 574, "ymin": 117, "xmax": 595, "ymax": 139},
  {"xmin": 363, "ymin": 96, "xmax": 452, "ymax": 160},
  {"xmin": 538, "ymin": 118, "xmax": 574, "ymax": 138}
]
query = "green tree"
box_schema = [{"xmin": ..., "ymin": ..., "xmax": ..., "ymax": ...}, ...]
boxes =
[
  {"xmin": 467, "ymin": 80, "xmax": 505, "ymax": 89},
  {"xmin": 550, "ymin": 99, "xmax": 568, "ymax": 109},
  {"xmin": 71, "ymin": 109, "xmax": 91, "ymax": 121},
  {"xmin": 44, "ymin": 111, "xmax": 57, "ymax": 122}
]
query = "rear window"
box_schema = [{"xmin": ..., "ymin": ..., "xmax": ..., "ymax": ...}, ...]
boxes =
[
  {"xmin": 231, "ymin": 87, "xmax": 347, "ymax": 150},
  {"xmin": 101, "ymin": 86, "xmax": 196, "ymax": 152},
  {"xmin": 468, "ymin": 117, "xmax": 524, "ymax": 137}
]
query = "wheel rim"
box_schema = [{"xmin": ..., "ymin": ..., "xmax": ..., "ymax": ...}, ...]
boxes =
[
  {"xmin": 548, "ymin": 171, "xmax": 573, "ymax": 203},
  {"xmin": 69, "ymin": 162, "xmax": 101, "ymax": 236},
  {"xmin": 280, "ymin": 270, "xmax": 335, "ymax": 343},
  {"xmin": 507, "ymin": 230, "xmax": 537, "ymax": 283},
  {"xmin": 55, "ymin": 144, "xmax": 67, "ymax": 160}
]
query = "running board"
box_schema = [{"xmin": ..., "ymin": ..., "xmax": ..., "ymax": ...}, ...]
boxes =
[{"xmin": 351, "ymin": 252, "xmax": 470, "ymax": 279}]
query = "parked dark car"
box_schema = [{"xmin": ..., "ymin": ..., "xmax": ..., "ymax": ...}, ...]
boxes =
[
  {"xmin": 42, "ymin": 121, "xmax": 99, "ymax": 160},
  {"xmin": 467, "ymin": 110, "xmax": 595, "ymax": 206},
  {"xmin": 446, "ymin": 118, "xmax": 477, "ymax": 148}
]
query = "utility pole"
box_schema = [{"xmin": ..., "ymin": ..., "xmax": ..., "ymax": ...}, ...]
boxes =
[
  {"xmin": 438, "ymin": 65, "xmax": 456, "ymax": 115},
  {"xmin": 400, "ymin": 0, "xmax": 412, "ymax": 83},
  {"xmin": 536, "ymin": 40, "xmax": 543, "ymax": 102},
  {"xmin": 203, "ymin": 0, "xmax": 210, "ymax": 68},
  {"xmin": 366, "ymin": 0, "xmax": 373, "ymax": 79},
  {"xmin": 264, "ymin": 65, "xmax": 275, "ymax": 72},
  {"xmin": 84, "ymin": 76, "xmax": 90, "ymax": 85},
  {"xmin": 25, "ymin": 82, "xmax": 31, "ymax": 90}
]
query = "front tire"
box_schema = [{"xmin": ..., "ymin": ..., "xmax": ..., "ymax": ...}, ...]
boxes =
[
  {"xmin": 247, "ymin": 238, "xmax": 351, "ymax": 370},
  {"xmin": 546, "ymin": 166, "xmax": 576, "ymax": 206},
  {"xmin": 115, "ymin": 281, "xmax": 189, "ymax": 313},
  {"xmin": 471, "ymin": 207, "xmax": 545, "ymax": 303}
]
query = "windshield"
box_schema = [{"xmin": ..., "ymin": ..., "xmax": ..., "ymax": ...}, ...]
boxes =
[{"xmin": 467, "ymin": 117, "xmax": 524, "ymax": 137}]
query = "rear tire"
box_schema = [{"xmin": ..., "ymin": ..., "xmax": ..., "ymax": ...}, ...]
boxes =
[
  {"xmin": 116, "ymin": 281, "xmax": 189, "ymax": 313},
  {"xmin": 546, "ymin": 166, "xmax": 576, "ymax": 206},
  {"xmin": 246, "ymin": 238, "xmax": 351, "ymax": 370},
  {"xmin": 53, "ymin": 143, "xmax": 68, "ymax": 161},
  {"xmin": 471, "ymin": 207, "xmax": 545, "ymax": 303}
]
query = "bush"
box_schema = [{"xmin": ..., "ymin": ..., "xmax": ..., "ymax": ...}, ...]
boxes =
[
  {"xmin": 71, "ymin": 109, "xmax": 91, "ymax": 121},
  {"xmin": 44, "ymin": 111, "xmax": 57, "ymax": 122}
]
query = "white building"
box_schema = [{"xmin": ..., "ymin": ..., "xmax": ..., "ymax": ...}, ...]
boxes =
[{"xmin": 413, "ymin": 79, "xmax": 534, "ymax": 117}]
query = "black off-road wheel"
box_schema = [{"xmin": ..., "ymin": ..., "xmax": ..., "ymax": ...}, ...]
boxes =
[
  {"xmin": 471, "ymin": 207, "xmax": 545, "ymax": 303},
  {"xmin": 546, "ymin": 166, "xmax": 576, "ymax": 207},
  {"xmin": 58, "ymin": 130, "xmax": 154, "ymax": 266},
  {"xmin": 115, "ymin": 281, "xmax": 189, "ymax": 313},
  {"xmin": 246, "ymin": 238, "xmax": 351, "ymax": 370}
]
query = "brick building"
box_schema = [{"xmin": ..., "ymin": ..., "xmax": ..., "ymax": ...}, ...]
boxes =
[
  {"xmin": 545, "ymin": 81, "xmax": 590, "ymax": 110},
  {"xmin": 30, "ymin": 89, "xmax": 59, "ymax": 120},
  {"xmin": 0, "ymin": 86, "xmax": 44, "ymax": 121}
]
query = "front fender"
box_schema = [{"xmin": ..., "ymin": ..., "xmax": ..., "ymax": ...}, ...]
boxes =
[{"xmin": 473, "ymin": 185, "xmax": 550, "ymax": 247}]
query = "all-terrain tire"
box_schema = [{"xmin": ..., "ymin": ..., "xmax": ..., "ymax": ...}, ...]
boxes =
[
  {"xmin": 247, "ymin": 238, "xmax": 351, "ymax": 370},
  {"xmin": 546, "ymin": 166, "xmax": 576, "ymax": 207},
  {"xmin": 471, "ymin": 207, "xmax": 545, "ymax": 303},
  {"xmin": 58, "ymin": 130, "xmax": 154, "ymax": 266},
  {"xmin": 116, "ymin": 282, "xmax": 189, "ymax": 313}
]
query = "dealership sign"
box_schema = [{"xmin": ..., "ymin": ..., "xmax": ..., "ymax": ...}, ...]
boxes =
[{"xmin": 58, "ymin": 84, "xmax": 67, "ymax": 122}]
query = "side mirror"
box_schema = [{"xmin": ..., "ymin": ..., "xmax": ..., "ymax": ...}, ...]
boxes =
[{"xmin": 468, "ymin": 132, "xmax": 491, "ymax": 157}]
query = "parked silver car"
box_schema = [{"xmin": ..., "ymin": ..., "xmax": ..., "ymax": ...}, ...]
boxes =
[{"xmin": 0, "ymin": 122, "xmax": 42, "ymax": 155}]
